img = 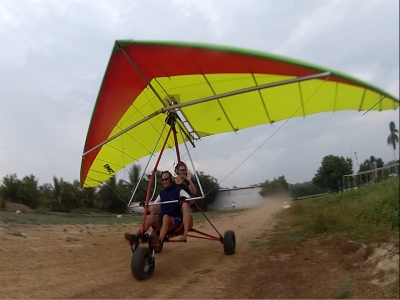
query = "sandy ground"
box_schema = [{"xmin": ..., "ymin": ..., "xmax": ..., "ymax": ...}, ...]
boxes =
[{"xmin": 0, "ymin": 197, "xmax": 398, "ymax": 299}]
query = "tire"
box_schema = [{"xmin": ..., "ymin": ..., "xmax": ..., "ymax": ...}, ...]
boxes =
[
  {"xmin": 131, "ymin": 247, "xmax": 155, "ymax": 280},
  {"xmin": 223, "ymin": 230, "xmax": 236, "ymax": 255}
]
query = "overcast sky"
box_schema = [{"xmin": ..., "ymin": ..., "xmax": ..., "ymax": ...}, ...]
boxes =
[{"xmin": 0, "ymin": 0, "xmax": 399, "ymax": 189}]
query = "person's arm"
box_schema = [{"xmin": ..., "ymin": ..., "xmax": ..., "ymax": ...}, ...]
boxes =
[
  {"xmin": 153, "ymin": 195, "xmax": 161, "ymax": 203},
  {"xmin": 185, "ymin": 173, "xmax": 197, "ymax": 196},
  {"xmin": 140, "ymin": 195, "xmax": 160, "ymax": 207},
  {"xmin": 179, "ymin": 189, "xmax": 190, "ymax": 201}
]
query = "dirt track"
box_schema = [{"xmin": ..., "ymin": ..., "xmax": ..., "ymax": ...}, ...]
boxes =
[{"xmin": 1, "ymin": 197, "xmax": 398, "ymax": 299}]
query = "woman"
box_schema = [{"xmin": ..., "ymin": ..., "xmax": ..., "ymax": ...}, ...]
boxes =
[
  {"xmin": 175, "ymin": 161, "xmax": 197, "ymax": 196},
  {"xmin": 174, "ymin": 161, "xmax": 197, "ymax": 241}
]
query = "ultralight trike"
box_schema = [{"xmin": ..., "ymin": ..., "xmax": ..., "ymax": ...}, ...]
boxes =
[{"xmin": 126, "ymin": 112, "xmax": 236, "ymax": 281}]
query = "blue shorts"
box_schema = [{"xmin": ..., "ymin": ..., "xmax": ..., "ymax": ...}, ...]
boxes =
[{"xmin": 159, "ymin": 215, "xmax": 182, "ymax": 230}]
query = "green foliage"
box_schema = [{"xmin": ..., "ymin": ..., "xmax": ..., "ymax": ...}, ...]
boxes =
[
  {"xmin": 259, "ymin": 175, "xmax": 288, "ymax": 197},
  {"xmin": 196, "ymin": 268, "xmax": 212, "ymax": 274},
  {"xmin": 193, "ymin": 172, "xmax": 220, "ymax": 210},
  {"xmin": 288, "ymin": 181, "xmax": 328, "ymax": 198},
  {"xmin": 97, "ymin": 176, "xmax": 127, "ymax": 214},
  {"xmin": 249, "ymin": 240, "xmax": 270, "ymax": 247},
  {"xmin": 0, "ymin": 174, "xmax": 21, "ymax": 203},
  {"xmin": 312, "ymin": 155, "xmax": 353, "ymax": 192},
  {"xmin": 126, "ymin": 164, "xmax": 152, "ymax": 202},
  {"xmin": 0, "ymin": 210, "xmax": 142, "ymax": 225},
  {"xmin": 332, "ymin": 280, "xmax": 352, "ymax": 299},
  {"xmin": 387, "ymin": 121, "xmax": 399, "ymax": 149},
  {"xmin": 359, "ymin": 157, "xmax": 384, "ymax": 173},
  {"xmin": 0, "ymin": 174, "xmax": 41, "ymax": 209},
  {"xmin": 290, "ymin": 178, "xmax": 399, "ymax": 243},
  {"xmin": 49, "ymin": 176, "xmax": 66, "ymax": 211}
]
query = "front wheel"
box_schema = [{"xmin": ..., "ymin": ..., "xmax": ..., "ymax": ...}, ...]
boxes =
[
  {"xmin": 131, "ymin": 247, "xmax": 155, "ymax": 280},
  {"xmin": 223, "ymin": 230, "xmax": 236, "ymax": 255}
]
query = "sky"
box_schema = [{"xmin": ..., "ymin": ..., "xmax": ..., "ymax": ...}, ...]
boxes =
[{"xmin": 0, "ymin": 0, "xmax": 399, "ymax": 189}]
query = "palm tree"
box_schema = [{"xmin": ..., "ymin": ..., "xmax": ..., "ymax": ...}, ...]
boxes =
[
  {"xmin": 387, "ymin": 121, "xmax": 399, "ymax": 161},
  {"xmin": 128, "ymin": 164, "xmax": 148, "ymax": 202},
  {"xmin": 51, "ymin": 176, "xmax": 64, "ymax": 211}
]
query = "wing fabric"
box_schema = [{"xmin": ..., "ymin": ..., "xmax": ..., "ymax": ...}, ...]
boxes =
[{"xmin": 80, "ymin": 40, "xmax": 399, "ymax": 187}]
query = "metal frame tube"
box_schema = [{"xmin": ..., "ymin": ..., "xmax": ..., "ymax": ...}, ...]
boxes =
[
  {"xmin": 140, "ymin": 126, "xmax": 174, "ymax": 233},
  {"xmin": 178, "ymin": 127, "xmax": 205, "ymax": 199},
  {"xmin": 83, "ymin": 72, "xmax": 331, "ymax": 157},
  {"xmin": 127, "ymin": 122, "xmax": 168, "ymax": 208}
]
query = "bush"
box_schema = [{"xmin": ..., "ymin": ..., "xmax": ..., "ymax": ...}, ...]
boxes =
[{"xmin": 290, "ymin": 178, "xmax": 399, "ymax": 243}]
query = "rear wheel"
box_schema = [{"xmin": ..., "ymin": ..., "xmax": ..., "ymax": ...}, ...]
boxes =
[
  {"xmin": 131, "ymin": 247, "xmax": 155, "ymax": 280},
  {"xmin": 223, "ymin": 230, "xmax": 236, "ymax": 255}
]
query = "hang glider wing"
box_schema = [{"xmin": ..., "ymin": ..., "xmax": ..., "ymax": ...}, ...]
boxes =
[{"xmin": 80, "ymin": 40, "xmax": 399, "ymax": 188}]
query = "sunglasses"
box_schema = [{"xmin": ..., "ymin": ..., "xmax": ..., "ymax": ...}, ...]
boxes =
[{"xmin": 161, "ymin": 178, "xmax": 170, "ymax": 182}]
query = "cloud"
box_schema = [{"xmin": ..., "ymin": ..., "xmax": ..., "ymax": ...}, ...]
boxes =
[{"xmin": 0, "ymin": 0, "xmax": 398, "ymax": 190}]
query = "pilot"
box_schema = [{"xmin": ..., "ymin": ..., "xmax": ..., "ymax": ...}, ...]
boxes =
[{"xmin": 125, "ymin": 171, "xmax": 190, "ymax": 243}]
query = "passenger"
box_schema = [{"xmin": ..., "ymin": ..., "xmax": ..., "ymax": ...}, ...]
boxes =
[
  {"xmin": 174, "ymin": 161, "xmax": 197, "ymax": 241},
  {"xmin": 136, "ymin": 161, "xmax": 196, "ymax": 224},
  {"xmin": 124, "ymin": 171, "xmax": 190, "ymax": 243}
]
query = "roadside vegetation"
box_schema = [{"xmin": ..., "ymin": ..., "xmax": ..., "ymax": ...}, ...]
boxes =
[
  {"xmin": 0, "ymin": 164, "xmax": 220, "ymax": 214},
  {"xmin": 0, "ymin": 206, "xmax": 245, "ymax": 226},
  {"xmin": 285, "ymin": 178, "xmax": 399, "ymax": 244}
]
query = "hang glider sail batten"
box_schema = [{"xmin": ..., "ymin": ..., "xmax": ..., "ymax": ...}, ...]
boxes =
[{"xmin": 80, "ymin": 40, "xmax": 399, "ymax": 188}]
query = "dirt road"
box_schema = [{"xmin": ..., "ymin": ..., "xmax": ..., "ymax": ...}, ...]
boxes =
[{"xmin": 0, "ymin": 197, "xmax": 398, "ymax": 298}]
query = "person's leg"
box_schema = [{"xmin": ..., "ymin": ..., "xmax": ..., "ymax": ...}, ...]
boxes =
[
  {"xmin": 159, "ymin": 215, "xmax": 170, "ymax": 242},
  {"xmin": 181, "ymin": 202, "xmax": 191, "ymax": 241},
  {"xmin": 124, "ymin": 204, "xmax": 160, "ymax": 240},
  {"xmin": 149, "ymin": 203, "xmax": 160, "ymax": 215},
  {"xmin": 136, "ymin": 203, "xmax": 160, "ymax": 234}
]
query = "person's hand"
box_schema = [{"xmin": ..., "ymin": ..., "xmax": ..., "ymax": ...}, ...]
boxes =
[{"xmin": 186, "ymin": 171, "xmax": 192, "ymax": 181}]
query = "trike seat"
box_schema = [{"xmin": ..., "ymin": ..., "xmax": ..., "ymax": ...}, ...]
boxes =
[{"xmin": 152, "ymin": 215, "xmax": 193, "ymax": 235}]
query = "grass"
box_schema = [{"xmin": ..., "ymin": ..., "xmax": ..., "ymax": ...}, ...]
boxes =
[
  {"xmin": 249, "ymin": 240, "xmax": 271, "ymax": 247},
  {"xmin": 286, "ymin": 178, "xmax": 399, "ymax": 244},
  {"xmin": 66, "ymin": 236, "xmax": 79, "ymax": 242},
  {"xmin": 196, "ymin": 268, "xmax": 212, "ymax": 274},
  {"xmin": 192, "ymin": 208, "xmax": 246, "ymax": 220},
  {"xmin": 0, "ymin": 207, "xmax": 245, "ymax": 226},
  {"xmin": 0, "ymin": 211, "xmax": 143, "ymax": 226},
  {"xmin": 187, "ymin": 278, "xmax": 197, "ymax": 284},
  {"xmin": 331, "ymin": 280, "xmax": 352, "ymax": 299},
  {"xmin": 9, "ymin": 230, "xmax": 25, "ymax": 237}
]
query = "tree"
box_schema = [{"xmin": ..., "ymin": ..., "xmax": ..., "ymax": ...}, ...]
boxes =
[
  {"xmin": 19, "ymin": 175, "xmax": 41, "ymax": 209},
  {"xmin": 358, "ymin": 157, "xmax": 384, "ymax": 184},
  {"xmin": 0, "ymin": 174, "xmax": 22, "ymax": 204},
  {"xmin": 387, "ymin": 121, "xmax": 399, "ymax": 161},
  {"xmin": 259, "ymin": 175, "xmax": 288, "ymax": 197},
  {"xmin": 359, "ymin": 157, "xmax": 384, "ymax": 172},
  {"xmin": 97, "ymin": 176, "xmax": 127, "ymax": 213},
  {"xmin": 1, "ymin": 174, "xmax": 43, "ymax": 209},
  {"xmin": 288, "ymin": 181, "xmax": 328, "ymax": 198},
  {"xmin": 50, "ymin": 176, "xmax": 65, "ymax": 211},
  {"xmin": 126, "ymin": 164, "xmax": 153, "ymax": 202},
  {"xmin": 312, "ymin": 155, "xmax": 353, "ymax": 192},
  {"xmin": 193, "ymin": 172, "xmax": 220, "ymax": 210}
]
